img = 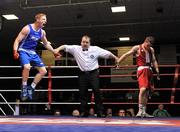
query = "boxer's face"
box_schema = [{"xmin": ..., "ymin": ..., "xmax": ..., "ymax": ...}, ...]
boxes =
[
  {"xmin": 144, "ymin": 41, "xmax": 152, "ymax": 50},
  {"xmin": 37, "ymin": 15, "xmax": 47, "ymax": 28},
  {"xmin": 81, "ymin": 37, "xmax": 90, "ymax": 49}
]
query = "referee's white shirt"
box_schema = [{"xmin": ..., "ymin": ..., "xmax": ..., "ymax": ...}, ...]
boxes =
[{"xmin": 64, "ymin": 45, "xmax": 113, "ymax": 71}]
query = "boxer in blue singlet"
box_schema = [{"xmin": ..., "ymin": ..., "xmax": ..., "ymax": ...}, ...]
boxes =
[{"xmin": 13, "ymin": 13, "xmax": 60, "ymax": 101}]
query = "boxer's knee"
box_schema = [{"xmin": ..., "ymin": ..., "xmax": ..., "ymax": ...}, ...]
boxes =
[
  {"xmin": 38, "ymin": 67, "xmax": 47, "ymax": 76},
  {"xmin": 139, "ymin": 87, "xmax": 147, "ymax": 98},
  {"xmin": 23, "ymin": 64, "xmax": 31, "ymax": 71}
]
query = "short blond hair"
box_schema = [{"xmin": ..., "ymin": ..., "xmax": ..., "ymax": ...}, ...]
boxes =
[{"xmin": 35, "ymin": 13, "xmax": 46, "ymax": 20}]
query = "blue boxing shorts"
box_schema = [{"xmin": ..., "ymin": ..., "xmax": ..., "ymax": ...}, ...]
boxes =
[{"xmin": 19, "ymin": 51, "xmax": 45, "ymax": 67}]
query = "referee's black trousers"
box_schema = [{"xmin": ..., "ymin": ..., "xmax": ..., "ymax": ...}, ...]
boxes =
[{"xmin": 79, "ymin": 69, "xmax": 103, "ymax": 114}]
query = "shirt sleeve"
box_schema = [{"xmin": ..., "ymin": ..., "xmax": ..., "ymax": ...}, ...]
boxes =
[
  {"xmin": 164, "ymin": 110, "xmax": 171, "ymax": 117},
  {"xmin": 152, "ymin": 109, "xmax": 158, "ymax": 116},
  {"xmin": 64, "ymin": 45, "xmax": 76, "ymax": 55},
  {"xmin": 96, "ymin": 46, "xmax": 112, "ymax": 59}
]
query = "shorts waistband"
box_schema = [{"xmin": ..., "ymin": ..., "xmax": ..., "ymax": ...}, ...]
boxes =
[
  {"xmin": 18, "ymin": 48, "xmax": 36, "ymax": 54},
  {"xmin": 137, "ymin": 66, "xmax": 152, "ymax": 71}
]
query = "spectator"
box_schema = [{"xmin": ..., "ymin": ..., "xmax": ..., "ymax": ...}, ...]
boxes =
[
  {"xmin": 125, "ymin": 91, "xmax": 138, "ymax": 103},
  {"xmin": 54, "ymin": 109, "xmax": 61, "ymax": 116},
  {"xmin": 72, "ymin": 109, "xmax": 80, "ymax": 117},
  {"xmin": 14, "ymin": 99, "xmax": 20, "ymax": 116},
  {"xmin": 153, "ymin": 104, "xmax": 171, "ymax": 117},
  {"xmin": 106, "ymin": 108, "xmax": 113, "ymax": 117},
  {"xmin": 43, "ymin": 104, "xmax": 52, "ymax": 115},
  {"xmin": 118, "ymin": 109, "xmax": 126, "ymax": 117},
  {"xmin": 89, "ymin": 108, "xmax": 96, "ymax": 117},
  {"xmin": 125, "ymin": 91, "xmax": 133, "ymax": 102},
  {"xmin": 126, "ymin": 108, "xmax": 135, "ymax": 117}
]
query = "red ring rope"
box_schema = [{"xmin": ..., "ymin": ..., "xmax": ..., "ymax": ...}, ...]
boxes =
[
  {"xmin": 99, "ymin": 73, "xmax": 179, "ymax": 78},
  {"xmin": 48, "ymin": 66, "xmax": 52, "ymax": 105},
  {"xmin": 99, "ymin": 65, "xmax": 180, "ymax": 68},
  {"xmin": 102, "ymin": 102, "xmax": 180, "ymax": 105},
  {"xmin": 98, "ymin": 88, "xmax": 180, "ymax": 91},
  {"xmin": 170, "ymin": 65, "xmax": 179, "ymax": 103},
  {"xmin": 90, "ymin": 93, "xmax": 94, "ymax": 108}
]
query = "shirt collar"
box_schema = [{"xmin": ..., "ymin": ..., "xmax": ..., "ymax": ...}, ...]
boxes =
[{"xmin": 81, "ymin": 46, "xmax": 90, "ymax": 51}]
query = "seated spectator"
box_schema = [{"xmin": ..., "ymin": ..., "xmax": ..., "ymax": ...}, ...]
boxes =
[
  {"xmin": 14, "ymin": 99, "xmax": 20, "ymax": 116},
  {"xmin": 54, "ymin": 109, "xmax": 61, "ymax": 116},
  {"xmin": 153, "ymin": 104, "xmax": 171, "ymax": 117},
  {"xmin": 106, "ymin": 108, "xmax": 112, "ymax": 117},
  {"xmin": 43, "ymin": 104, "xmax": 52, "ymax": 115},
  {"xmin": 126, "ymin": 108, "xmax": 135, "ymax": 117},
  {"xmin": 118, "ymin": 109, "xmax": 125, "ymax": 117},
  {"xmin": 125, "ymin": 91, "xmax": 133, "ymax": 102},
  {"xmin": 89, "ymin": 108, "xmax": 96, "ymax": 117},
  {"xmin": 72, "ymin": 109, "xmax": 80, "ymax": 117}
]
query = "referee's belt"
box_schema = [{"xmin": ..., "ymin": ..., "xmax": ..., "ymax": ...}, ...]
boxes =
[{"xmin": 80, "ymin": 69, "xmax": 98, "ymax": 74}]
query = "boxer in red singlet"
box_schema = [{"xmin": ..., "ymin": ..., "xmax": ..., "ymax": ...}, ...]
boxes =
[{"xmin": 117, "ymin": 36, "xmax": 160, "ymax": 117}]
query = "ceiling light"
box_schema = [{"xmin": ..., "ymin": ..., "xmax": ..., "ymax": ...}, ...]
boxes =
[
  {"xmin": 119, "ymin": 37, "xmax": 130, "ymax": 41},
  {"xmin": 2, "ymin": 14, "xmax": 19, "ymax": 20},
  {"xmin": 111, "ymin": 6, "xmax": 126, "ymax": 13}
]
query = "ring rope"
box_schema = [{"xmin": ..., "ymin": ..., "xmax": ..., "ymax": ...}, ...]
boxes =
[
  {"xmin": 0, "ymin": 93, "xmax": 15, "ymax": 113},
  {"xmin": 0, "ymin": 73, "xmax": 179, "ymax": 80},
  {"xmin": 0, "ymin": 88, "xmax": 180, "ymax": 92},
  {"xmin": 0, "ymin": 65, "xmax": 179, "ymax": 69},
  {"xmin": 0, "ymin": 102, "xmax": 180, "ymax": 105},
  {"xmin": 171, "ymin": 66, "xmax": 179, "ymax": 103},
  {"xmin": 0, "ymin": 107, "xmax": 6, "ymax": 116},
  {"xmin": 48, "ymin": 66, "xmax": 52, "ymax": 105}
]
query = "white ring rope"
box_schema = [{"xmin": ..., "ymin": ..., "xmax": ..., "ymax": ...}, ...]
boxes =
[
  {"xmin": 0, "ymin": 107, "xmax": 6, "ymax": 116},
  {"xmin": 0, "ymin": 88, "xmax": 179, "ymax": 92},
  {"xmin": 0, "ymin": 66, "xmax": 79, "ymax": 68},
  {"xmin": 0, "ymin": 102, "xmax": 180, "ymax": 105},
  {"xmin": 0, "ymin": 89, "xmax": 86, "ymax": 92},
  {"xmin": 0, "ymin": 65, "xmax": 179, "ymax": 69},
  {"xmin": 0, "ymin": 94, "xmax": 15, "ymax": 113},
  {"xmin": 0, "ymin": 76, "xmax": 78, "ymax": 79},
  {"xmin": 0, "ymin": 102, "xmax": 81, "ymax": 105}
]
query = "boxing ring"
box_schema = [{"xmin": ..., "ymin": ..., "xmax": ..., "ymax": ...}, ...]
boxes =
[{"xmin": 0, "ymin": 65, "xmax": 180, "ymax": 132}]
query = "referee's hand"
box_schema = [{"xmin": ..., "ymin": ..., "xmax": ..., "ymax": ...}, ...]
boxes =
[{"xmin": 54, "ymin": 52, "xmax": 62, "ymax": 59}]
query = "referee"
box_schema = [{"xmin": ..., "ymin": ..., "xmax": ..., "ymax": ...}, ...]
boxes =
[{"xmin": 55, "ymin": 35, "xmax": 118, "ymax": 117}]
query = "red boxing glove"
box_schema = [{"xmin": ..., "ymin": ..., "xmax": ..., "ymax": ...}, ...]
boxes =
[{"xmin": 13, "ymin": 50, "xmax": 19, "ymax": 60}]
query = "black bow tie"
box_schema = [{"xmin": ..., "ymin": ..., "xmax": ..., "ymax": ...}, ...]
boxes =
[{"xmin": 82, "ymin": 49, "xmax": 88, "ymax": 51}]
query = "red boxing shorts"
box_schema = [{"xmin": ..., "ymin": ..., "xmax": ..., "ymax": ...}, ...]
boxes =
[{"xmin": 137, "ymin": 66, "xmax": 154, "ymax": 89}]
